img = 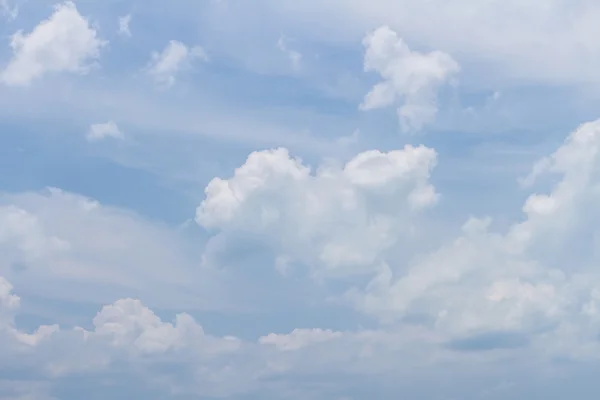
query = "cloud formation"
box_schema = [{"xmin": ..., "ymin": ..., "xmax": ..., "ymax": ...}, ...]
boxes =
[
  {"xmin": 196, "ymin": 146, "xmax": 438, "ymax": 278},
  {"xmin": 0, "ymin": 1, "xmax": 105, "ymax": 86},
  {"xmin": 5, "ymin": 1, "xmax": 600, "ymax": 398},
  {"xmin": 195, "ymin": 119, "xmax": 600, "ymax": 360},
  {"xmin": 2, "ymin": 119, "xmax": 600, "ymax": 398},
  {"xmin": 146, "ymin": 40, "xmax": 208, "ymax": 87},
  {"xmin": 86, "ymin": 121, "xmax": 124, "ymax": 141},
  {"xmin": 360, "ymin": 26, "xmax": 459, "ymax": 132}
]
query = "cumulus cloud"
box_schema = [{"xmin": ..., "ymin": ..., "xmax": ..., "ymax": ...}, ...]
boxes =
[
  {"xmin": 0, "ymin": 275, "xmax": 244, "ymax": 394},
  {"xmin": 193, "ymin": 118, "xmax": 600, "ymax": 361},
  {"xmin": 86, "ymin": 121, "xmax": 124, "ymax": 141},
  {"xmin": 0, "ymin": 1, "xmax": 105, "ymax": 86},
  {"xmin": 360, "ymin": 26, "xmax": 460, "ymax": 132},
  {"xmin": 0, "ymin": 272, "xmax": 539, "ymax": 399},
  {"xmin": 90, "ymin": 298, "xmax": 240, "ymax": 355},
  {"xmin": 0, "ymin": 276, "xmax": 20, "ymax": 328},
  {"xmin": 196, "ymin": 145, "xmax": 438, "ymax": 278},
  {"xmin": 5, "ymin": 118, "xmax": 600, "ymax": 397},
  {"xmin": 342, "ymin": 120, "xmax": 600, "ymax": 358},
  {"xmin": 146, "ymin": 40, "xmax": 208, "ymax": 87}
]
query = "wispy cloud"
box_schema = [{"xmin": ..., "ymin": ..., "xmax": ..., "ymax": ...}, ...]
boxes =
[{"xmin": 146, "ymin": 40, "xmax": 208, "ymax": 87}]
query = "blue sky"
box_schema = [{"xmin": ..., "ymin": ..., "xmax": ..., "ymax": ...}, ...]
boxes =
[{"xmin": 3, "ymin": 0, "xmax": 600, "ymax": 399}]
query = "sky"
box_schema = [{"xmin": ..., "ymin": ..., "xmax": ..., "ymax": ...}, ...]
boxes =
[{"xmin": 3, "ymin": 0, "xmax": 600, "ymax": 399}]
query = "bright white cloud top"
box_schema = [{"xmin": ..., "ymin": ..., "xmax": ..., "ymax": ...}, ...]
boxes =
[
  {"xmin": 0, "ymin": 1, "xmax": 105, "ymax": 86},
  {"xmin": 360, "ymin": 26, "xmax": 460, "ymax": 132},
  {"xmin": 2, "ymin": 1, "xmax": 600, "ymax": 399}
]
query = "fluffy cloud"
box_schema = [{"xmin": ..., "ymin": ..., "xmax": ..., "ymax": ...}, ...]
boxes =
[
  {"xmin": 0, "ymin": 272, "xmax": 543, "ymax": 399},
  {"xmin": 360, "ymin": 26, "xmax": 459, "ymax": 132},
  {"xmin": 0, "ymin": 275, "xmax": 246, "ymax": 396},
  {"xmin": 86, "ymin": 121, "xmax": 124, "ymax": 141},
  {"xmin": 196, "ymin": 145, "xmax": 438, "ymax": 278},
  {"xmin": 146, "ymin": 40, "xmax": 208, "ymax": 87},
  {"xmin": 89, "ymin": 298, "xmax": 241, "ymax": 356},
  {"xmin": 194, "ymin": 119, "xmax": 600, "ymax": 360},
  {"xmin": 8, "ymin": 1, "xmax": 600, "ymax": 398},
  {"xmin": 338, "ymin": 119, "xmax": 600, "ymax": 359},
  {"xmin": 0, "ymin": 1, "xmax": 105, "ymax": 86},
  {"xmin": 5, "ymin": 120, "xmax": 600, "ymax": 397}
]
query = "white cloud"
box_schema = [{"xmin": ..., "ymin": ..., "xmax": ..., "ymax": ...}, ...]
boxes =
[
  {"xmin": 86, "ymin": 120, "xmax": 124, "ymax": 141},
  {"xmin": 192, "ymin": 118, "xmax": 600, "ymax": 361},
  {"xmin": 0, "ymin": 1, "xmax": 106, "ymax": 86},
  {"xmin": 344, "ymin": 120, "xmax": 600, "ymax": 354},
  {"xmin": 9, "ymin": 2, "xmax": 600, "ymax": 398},
  {"xmin": 5, "ymin": 120, "xmax": 600, "ymax": 396},
  {"xmin": 219, "ymin": 0, "xmax": 600, "ymax": 88},
  {"xmin": 0, "ymin": 275, "xmax": 241, "ymax": 389},
  {"xmin": 118, "ymin": 14, "xmax": 131, "ymax": 36},
  {"xmin": 0, "ymin": 188, "xmax": 223, "ymax": 310},
  {"xmin": 0, "ymin": 205, "xmax": 70, "ymax": 259},
  {"xmin": 196, "ymin": 145, "xmax": 438, "ymax": 278},
  {"xmin": 0, "ymin": 272, "xmax": 536, "ymax": 399},
  {"xmin": 360, "ymin": 26, "xmax": 460, "ymax": 132},
  {"xmin": 90, "ymin": 298, "xmax": 240, "ymax": 355},
  {"xmin": 147, "ymin": 40, "xmax": 208, "ymax": 87}
]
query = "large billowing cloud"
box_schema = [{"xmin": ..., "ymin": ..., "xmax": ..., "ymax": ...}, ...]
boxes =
[
  {"xmin": 196, "ymin": 145, "xmax": 438, "ymax": 279},
  {"xmin": 1, "ymin": 120, "xmax": 600, "ymax": 397},
  {"xmin": 346, "ymin": 120, "xmax": 600, "ymax": 349},
  {"xmin": 195, "ymin": 119, "xmax": 600, "ymax": 360}
]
